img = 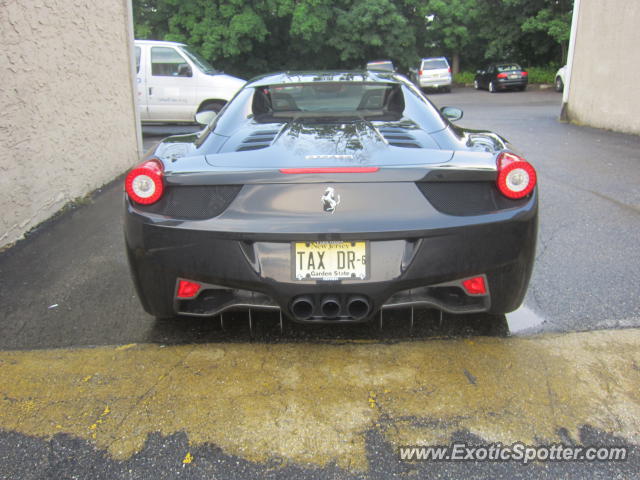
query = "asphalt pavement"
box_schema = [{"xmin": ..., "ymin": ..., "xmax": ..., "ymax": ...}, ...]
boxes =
[
  {"xmin": 0, "ymin": 87, "xmax": 639, "ymax": 479},
  {"xmin": 429, "ymin": 87, "xmax": 640, "ymax": 334}
]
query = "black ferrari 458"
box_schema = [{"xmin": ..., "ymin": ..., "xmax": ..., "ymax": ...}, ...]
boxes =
[{"xmin": 124, "ymin": 71, "xmax": 537, "ymax": 324}]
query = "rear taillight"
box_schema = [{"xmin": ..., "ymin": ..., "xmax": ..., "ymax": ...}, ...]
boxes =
[
  {"xmin": 448, "ymin": 67, "xmax": 451, "ymax": 73},
  {"xmin": 418, "ymin": 70, "xmax": 423, "ymax": 76},
  {"xmin": 462, "ymin": 276, "xmax": 487, "ymax": 295},
  {"xmin": 496, "ymin": 152, "xmax": 537, "ymax": 199},
  {"xmin": 496, "ymin": 72, "xmax": 508, "ymax": 79},
  {"xmin": 521, "ymin": 71, "xmax": 528, "ymax": 76},
  {"xmin": 125, "ymin": 159, "xmax": 164, "ymax": 205},
  {"xmin": 176, "ymin": 279, "xmax": 202, "ymax": 299}
]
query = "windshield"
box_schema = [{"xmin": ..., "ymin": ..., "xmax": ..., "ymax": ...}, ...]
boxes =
[
  {"xmin": 180, "ymin": 47, "xmax": 219, "ymax": 74},
  {"xmin": 254, "ymin": 82, "xmax": 402, "ymax": 117},
  {"xmin": 497, "ymin": 64, "xmax": 522, "ymax": 72},
  {"xmin": 422, "ymin": 59, "xmax": 449, "ymax": 70}
]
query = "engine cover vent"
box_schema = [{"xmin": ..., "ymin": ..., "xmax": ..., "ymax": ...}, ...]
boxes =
[
  {"xmin": 236, "ymin": 130, "xmax": 279, "ymax": 151},
  {"xmin": 377, "ymin": 126, "xmax": 421, "ymax": 148}
]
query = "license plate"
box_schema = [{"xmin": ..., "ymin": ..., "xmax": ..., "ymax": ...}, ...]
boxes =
[
  {"xmin": 293, "ymin": 241, "xmax": 368, "ymax": 280},
  {"xmin": 509, "ymin": 74, "xmax": 518, "ymax": 79}
]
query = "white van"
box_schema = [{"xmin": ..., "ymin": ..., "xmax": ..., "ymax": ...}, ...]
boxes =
[{"xmin": 134, "ymin": 40, "xmax": 245, "ymax": 124}]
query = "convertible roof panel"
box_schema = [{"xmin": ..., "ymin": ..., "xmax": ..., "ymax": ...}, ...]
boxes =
[{"xmin": 246, "ymin": 71, "xmax": 403, "ymax": 88}]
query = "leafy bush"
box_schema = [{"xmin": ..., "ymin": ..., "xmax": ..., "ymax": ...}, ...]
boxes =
[
  {"xmin": 525, "ymin": 66, "xmax": 557, "ymax": 84},
  {"xmin": 454, "ymin": 71, "xmax": 475, "ymax": 84}
]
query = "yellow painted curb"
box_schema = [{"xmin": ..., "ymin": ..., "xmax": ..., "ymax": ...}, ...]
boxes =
[{"xmin": 0, "ymin": 329, "xmax": 639, "ymax": 471}]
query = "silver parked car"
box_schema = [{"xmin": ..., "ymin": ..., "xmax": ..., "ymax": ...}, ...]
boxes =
[
  {"xmin": 366, "ymin": 60, "xmax": 396, "ymax": 73},
  {"xmin": 410, "ymin": 57, "xmax": 452, "ymax": 92}
]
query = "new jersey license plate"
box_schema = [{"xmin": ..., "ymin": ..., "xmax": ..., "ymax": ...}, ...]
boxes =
[{"xmin": 293, "ymin": 241, "xmax": 368, "ymax": 280}]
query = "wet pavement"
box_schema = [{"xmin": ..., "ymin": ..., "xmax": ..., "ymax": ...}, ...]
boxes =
[{"xmin": 0, "ymin": 88, "xmax": 639, "ymax": 478}]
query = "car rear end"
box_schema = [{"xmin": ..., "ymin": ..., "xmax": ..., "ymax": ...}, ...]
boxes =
[
  {"xmin": 418, "ymin": 58, "xmax": 452, "ymax": 90},
  {"xmin": 495, "ymin": 64, "xmax": 529, "ymax": 90},
  {"xmin": 124, "ymin": 148, "xmax": 537, "ymax": 323},
  {"xmin": 124, "ymin": 75, "xmax": 537, "ymax": 323}
]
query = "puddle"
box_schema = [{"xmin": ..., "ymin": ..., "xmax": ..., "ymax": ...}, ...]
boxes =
[{"xmin": 506, "ymin": 305, "xmax": 545, "ymax": 334}]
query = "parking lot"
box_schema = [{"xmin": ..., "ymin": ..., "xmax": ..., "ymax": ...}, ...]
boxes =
[{"xmin": 0, "ymin": 88, "xmax": 639, "ymax": 478}]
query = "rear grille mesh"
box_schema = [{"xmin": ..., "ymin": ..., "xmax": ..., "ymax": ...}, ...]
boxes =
[
  {"xmin": 417, "ymin": 182, "xmax": 528, "ymax": 216},
  {"xmin": 136, "ymin": 185, "xmax": 242, "ymax": 220}
]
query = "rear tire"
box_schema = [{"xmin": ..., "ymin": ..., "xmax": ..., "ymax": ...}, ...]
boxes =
[
  {"xmin": 489, "ymin": 81, "xmax": 496, "ymax": 93},
  {"xmin": 519, "ymin": 85, "xmax": 527, "ymax": 91},
  {"xmin": 555, "ymin": 76, "xmax": 564, "ymax": 92},
  {"xmin": 473, "ymin": 79, "xmax": 479, "ymax": 90}
]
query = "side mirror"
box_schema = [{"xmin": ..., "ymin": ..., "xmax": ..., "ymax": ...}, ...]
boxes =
[
  {"xmin": 177, "ymin": 64, "xmax": 193, "ymax": 77},
  {"xmin": 195, "ymin": 110, "xmax": 217, "ymax": 126},
  {"xmin": 440, "ymin": 106, "xmax": 463, "ymax": 122}
]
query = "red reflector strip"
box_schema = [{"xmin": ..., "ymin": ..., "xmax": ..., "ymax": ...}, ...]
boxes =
[
  {"xmin": 462, "ymin": 276, "xmax": 487, "ymax": 295},
  {"xmin": 177, "ymin": 280, "xmax": 202, "ymax": 299},
  {"xmin": 279, "ymin": 167, "xmax": 379, "ymax": 174}
]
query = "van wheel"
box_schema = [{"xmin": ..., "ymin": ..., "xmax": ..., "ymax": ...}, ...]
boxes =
[{"xmin": 198, "ymin": 100, "xmax": 225, "ymax": 115}]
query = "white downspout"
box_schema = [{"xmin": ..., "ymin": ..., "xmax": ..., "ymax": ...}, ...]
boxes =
[{"xmin": 125, "ymin": 0, "xmax": 144, "ymax": 159}]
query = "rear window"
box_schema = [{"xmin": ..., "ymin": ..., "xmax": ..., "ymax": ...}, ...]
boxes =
[
  {"xmin": 497, "ymin": 64, "xmax": 522, "ymax": 72},
  {"xmin": 253, "ymin": 83, "xmax": 403, "ymax": 117},
  {"xmin": 421, "ymin": 59, "xmax": 449, "ymax": 70}
]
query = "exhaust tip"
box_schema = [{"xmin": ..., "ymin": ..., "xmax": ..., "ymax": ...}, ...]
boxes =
[
  {"xmin": 347, "ymin": 296, "xmax": 370, "ymax": 320},
  {"xmin": 320, "ymin": 296, "xmax": 341, "ymax": 318},
  {"xmin": 291, "ymin": 296, "xmax": 314, "ymax": 320}
]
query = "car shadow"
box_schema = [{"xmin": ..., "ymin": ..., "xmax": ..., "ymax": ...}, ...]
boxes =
[{"xmin": 148, "ymin": 308, "xmax": 509, "ymax": 345}]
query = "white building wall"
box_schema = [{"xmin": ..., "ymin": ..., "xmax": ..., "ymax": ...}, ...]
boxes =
[
  {"xmin": 0, "ymin": 0, "xmax": 141, "ymax": 248},
  {"xmin": 566, "ymin": 0, "xmax": 640, "ymax": 135}
]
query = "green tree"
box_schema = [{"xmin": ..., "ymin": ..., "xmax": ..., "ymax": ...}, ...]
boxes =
[
  {"xmin": 132, "ymin": 0, "xmax": 573, "ymax": 78},
  {"xmin": 327, "ymin": 0, "xmax": 418, "ymax": 67},
  {"xmin": 475, "ymin": 0, "xmax": 572, "ymax": 68},
  {"xmin": 521, "ymin": 1, "xmax": 572, "ymax": 63},
  {"xmin": 418, "ymin": 0, "xmax": 481, "ymax": 74}
]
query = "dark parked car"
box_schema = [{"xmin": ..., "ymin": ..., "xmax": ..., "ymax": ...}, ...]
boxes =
[
  {"xmin": 474, "ymin": 63, "xmax": 529, "ymax": 92},
  {"xmin": 124, "ymin": 71, "xmax": 537, "ymax": 325}
]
